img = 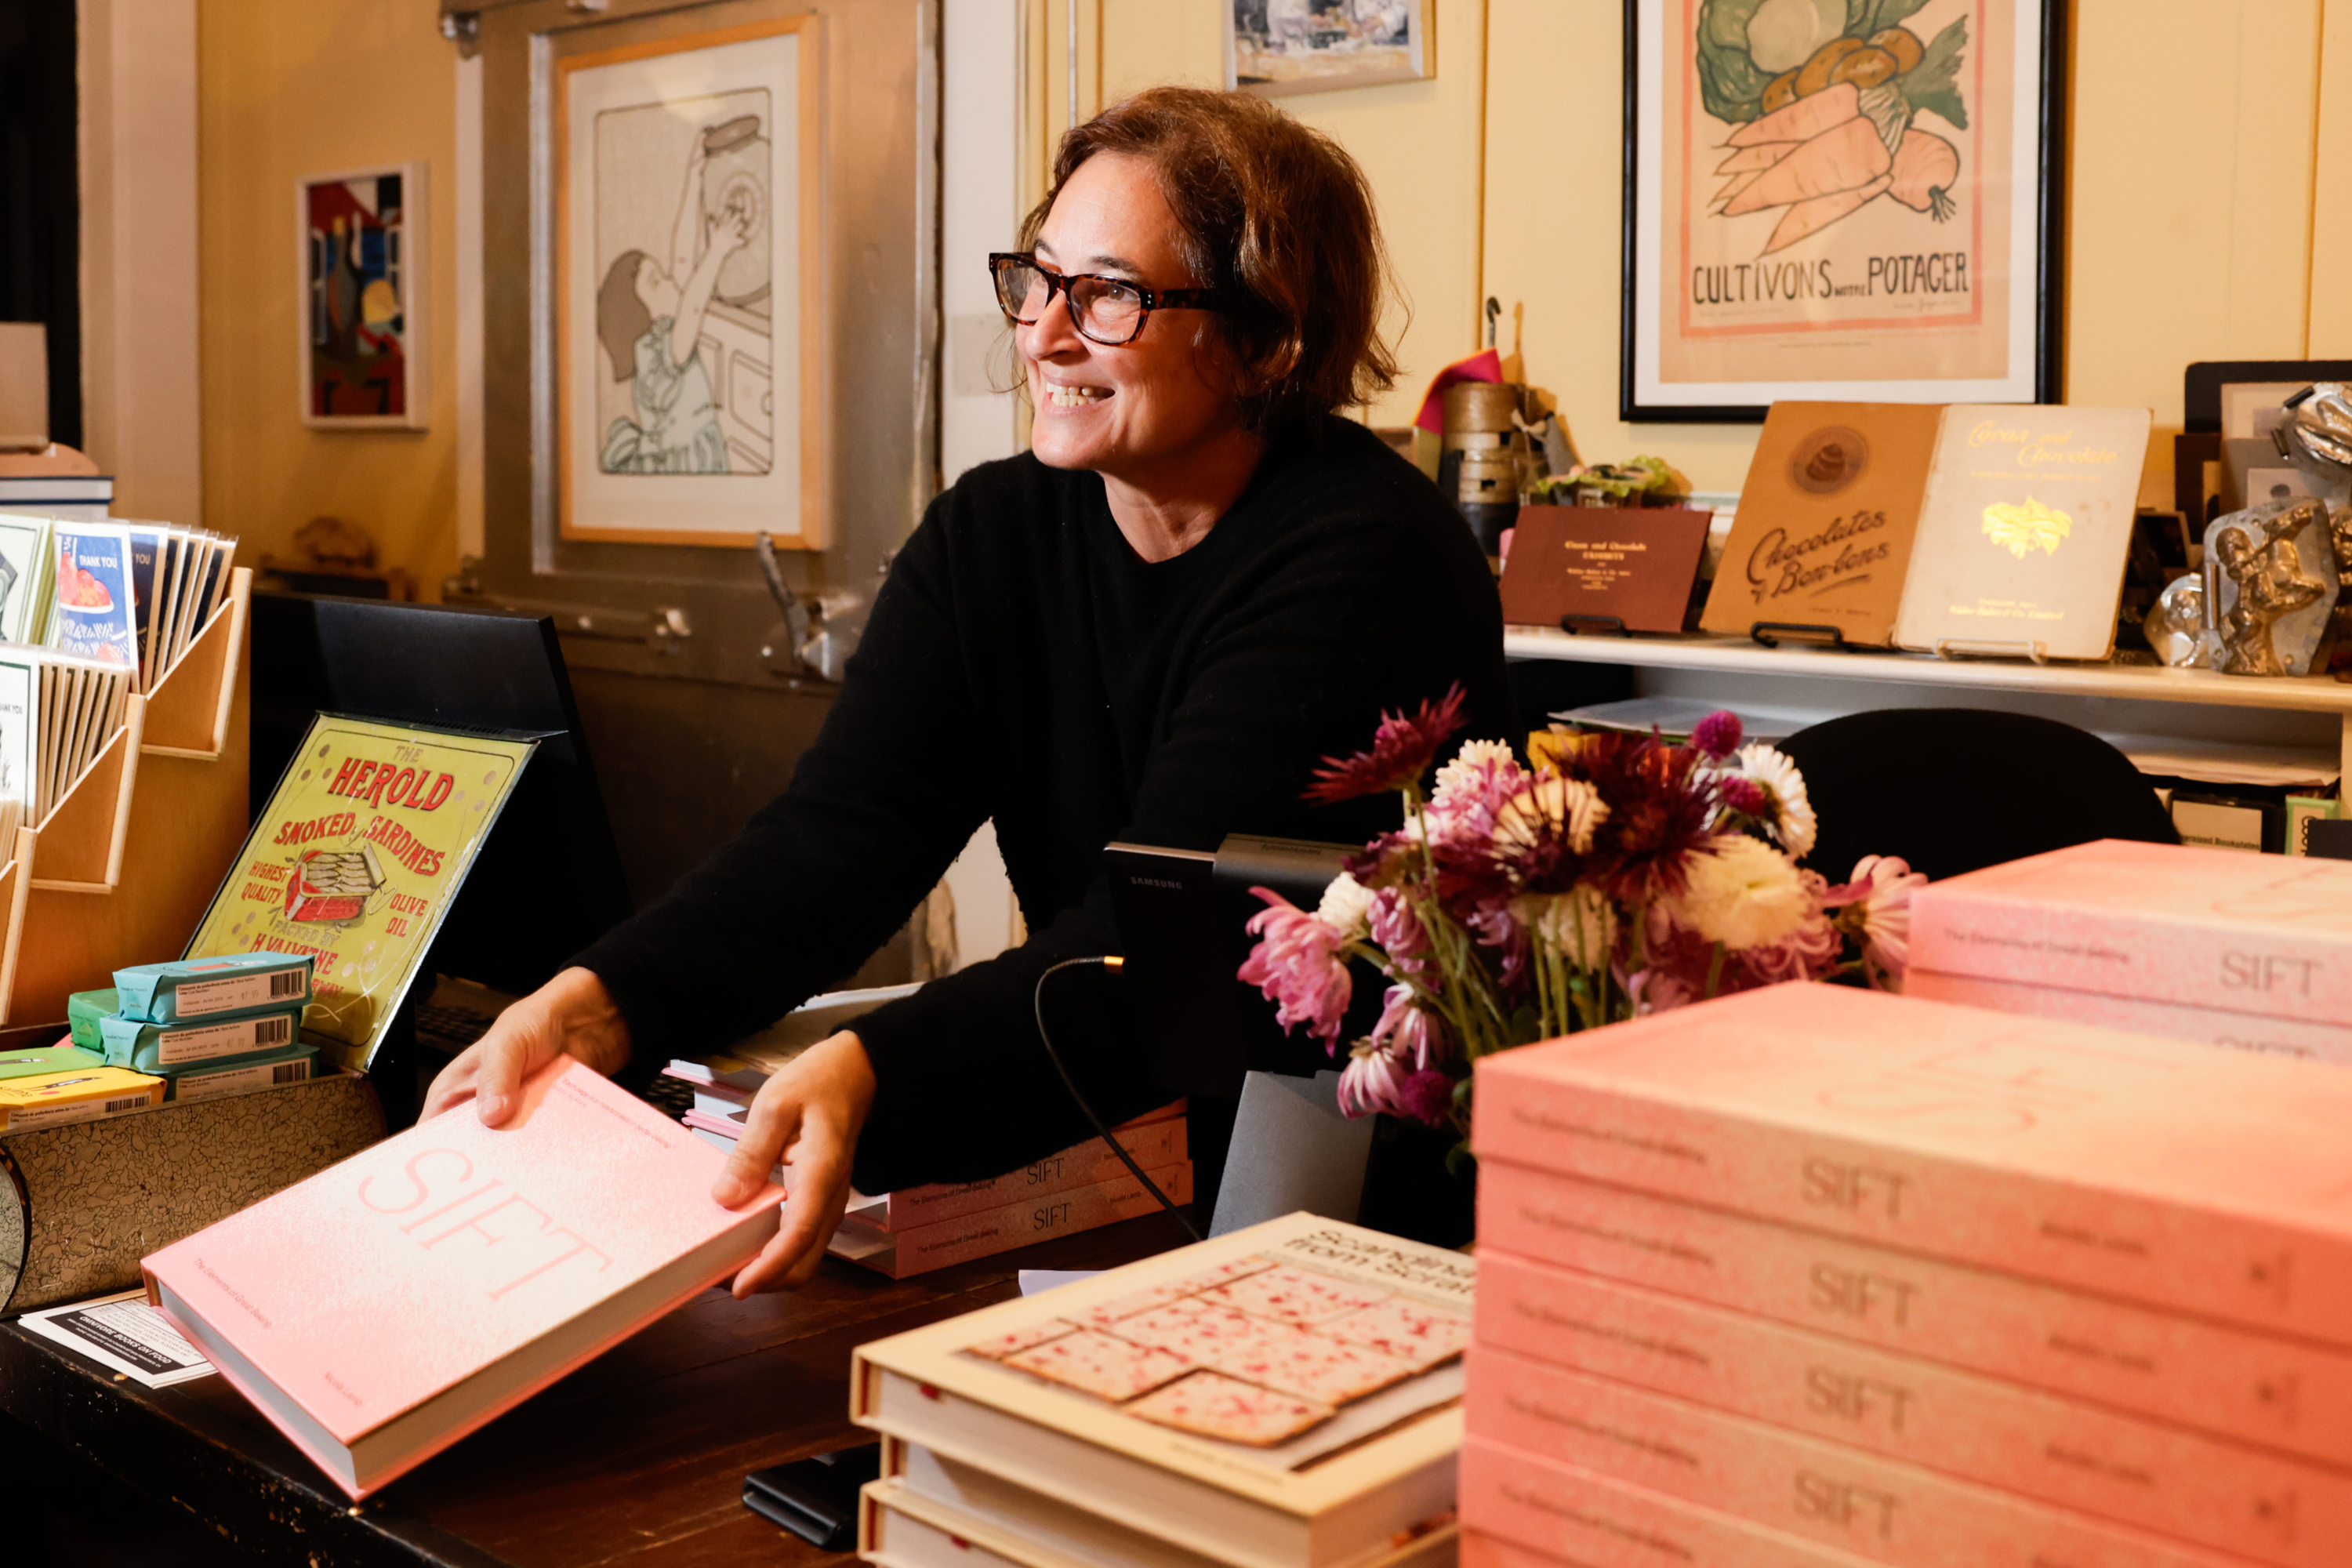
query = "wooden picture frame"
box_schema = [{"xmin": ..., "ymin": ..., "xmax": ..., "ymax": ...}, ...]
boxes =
[
  {"xmin": 555, "ymin": 14, "xmax": 824, "ymax": 549},
  {"xmin": 299, "ymin": 164, "xmax": 426, "ymax": 430},
  {"xmin": 1226, "ymin": 0, "xmax": 1435, "ymax": 97},
  {"xmin": 1621, "ymin": 0, "xmax": 2063, "ymax": 423}
]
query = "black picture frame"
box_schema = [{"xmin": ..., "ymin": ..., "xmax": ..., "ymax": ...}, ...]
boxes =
[{"xmin": 1620, "ymin": 0, "xmax": 2067, "ymax": 423}]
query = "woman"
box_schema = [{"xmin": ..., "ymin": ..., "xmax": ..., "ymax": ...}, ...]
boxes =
[{"xmin": 423, "ymin": 88, "xmax": 1513, "ymax": 1292}]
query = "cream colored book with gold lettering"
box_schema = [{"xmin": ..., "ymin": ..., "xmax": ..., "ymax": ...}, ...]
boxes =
[{"xmin": 1893, "ymin": 405, "xmax": 2153, "ymax": 659}]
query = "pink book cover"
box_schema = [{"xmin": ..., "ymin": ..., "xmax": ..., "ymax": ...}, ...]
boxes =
[
  {"xmin": 1907, "ymin": 839, "xmax": 2352, "ymax": 1024},
  {"xmin": 1464, "ymin": 1358, "xmax": 2256, "ymax": 1568},
  {"xmin": 1461, "ymin": 1439, "xmax": 1905, "ymax": 1568},
  {"xmin": 1475, "ymin": 1160, "xmax": 2352, "ymax": 1467},
  {"xmin": 1907, "ymin": 969, "xmax": 2352, "ymax": 1065},
  {"xmin": 142, "ymin": 1057, "xmax": 784, "ymax": 1498},
  {"xmin": 1471, "ymin": 1248, "xmax": 2350, "ymax": 1566},
  {"xmin": 1471, "ymin": 981, "xmax": 2352, "ymax": 1345},
  {"xmin": 837, "ymin": 1161, "xmax": 1194, "ymax": 1279}
]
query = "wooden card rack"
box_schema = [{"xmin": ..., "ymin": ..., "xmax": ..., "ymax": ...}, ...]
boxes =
[{"xmin": 0, "ymin": 567, "xmax": 252, "ymax": 1028}]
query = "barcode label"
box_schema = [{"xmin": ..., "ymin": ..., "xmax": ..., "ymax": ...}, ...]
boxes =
[
  {"xmin": 270, "ymin": 1062, "xmax": 308, "ymax": 1084},
  {"xmin": 174, "ymin": 1058, "xmax": 310, "ymax": 1102},
  {"xmin": 8, "ymin": 1091, "xmax": 152, "ymax": 1130},
  {"xmin": 104, "ymin": 1096, "xmax": 143, "ymax": 1112},
  {"xmin": 175, "ymin": 973, "xmax": 274, "ymax": 1017},
  {"xmin": 269, "ymin": 971, "xmax": 304, "ymax": 998},
  {"xmin": 158, "ymin": 1013, "xmax": 298, "ymax": 1065}
]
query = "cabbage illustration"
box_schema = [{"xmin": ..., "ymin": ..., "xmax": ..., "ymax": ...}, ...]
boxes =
[{"xmin": 1695, "ymin": 0, "xmax": 1966, "ymax": 131}]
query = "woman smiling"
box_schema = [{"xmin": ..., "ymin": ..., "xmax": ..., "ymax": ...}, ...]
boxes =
[{"xmin": 421, "ymin": 87, "xmax": 1514, "ymax": 1291}]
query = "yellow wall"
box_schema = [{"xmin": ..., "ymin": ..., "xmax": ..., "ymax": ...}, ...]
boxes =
[
  {"xmin": 197, "ymin": 0, "xmax": 459, "ymax": 597},
  {"xmin": 1103, "ymin": 0, "xmax": 2352, "ymax": 498}
]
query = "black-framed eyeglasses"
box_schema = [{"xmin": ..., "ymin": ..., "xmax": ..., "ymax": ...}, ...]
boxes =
[{"xmin": 988, "ymin": 252, "xmax": 1221, "ymax": 347}]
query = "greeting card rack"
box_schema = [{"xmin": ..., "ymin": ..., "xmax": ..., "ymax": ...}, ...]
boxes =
[{"xmin": 0, "ymin": 567, "xmax": 252, "ymax": 1028}]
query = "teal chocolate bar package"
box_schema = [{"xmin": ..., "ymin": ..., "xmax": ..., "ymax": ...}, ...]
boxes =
[
  {"xmin": 112, "ymin": 953, "xmax": 313, "ymax": 1025},
  {"xmin": 159, "ymin": 1044, "xmax": 318, "ymax": 1103},
  {"xmin": 67, "ymin": 988, "xmax": 118, "ymax": 1051},
  {"xmin": 99, "ymin": 1007, "xmax": 302, "ymax": 1075},
  {"xmin": 0, "ymin": 1039, "xmax": 104, "ymax": 1082}
]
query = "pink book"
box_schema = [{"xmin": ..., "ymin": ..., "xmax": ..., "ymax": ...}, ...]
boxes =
[
  {"xmin": 142, "ymin": 1057, "xmax": 784, "ymax": 1500},
  {"xmin": 866, "ymin": 1116, "xmax": 1188, "ymax": 1232},
  {"xmin": 1472, "ymin": 1247, "xmax": 2352, "ymax": 1566},
  {"xmin": 1465, "ymin": 1357, "xmax": 2257, "ymax": 1568},
  {"xmin": 1907, "ymin": 839, "xmax": 2352, "ymax": 1025},
  {"xmin": 831, "ymin": 1161, "xmax": 1194, "ymax": 1278},
  {"xmin": 1461, "ymin": 1439, "xmax": 1923, "ymax": 1568},
  {"xmin": 1472, "ymin": 981, "xmax": 2352, "ymax": 1345},
  {"xmin": 1475, "ymin": 1160, "xmax": 2352, "ymax": 1466},
  {"xmin": 1906, "ymin": 969, "xmax": 2352, "ymax": 1065}
]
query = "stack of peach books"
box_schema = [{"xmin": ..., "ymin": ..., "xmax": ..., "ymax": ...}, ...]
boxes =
[
  {"xmin": 666, "ymin": 1061, "xmax": 1191, "ymax": 1278},
  {"xmin": 1907, "ymin": 838, "xmax": 2352, "ymax": 1064},
  {"xmin": 850, "ymin": 1211, "xmax": 1472, "ymax": 1568},
  {"xmin": 1459, "ymin": 981, "xmax": 2352, "ymax": 1568}
]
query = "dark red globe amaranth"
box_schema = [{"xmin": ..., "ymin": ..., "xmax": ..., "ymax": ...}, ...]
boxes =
[{"xmin": 1302, "ymin": 683, "xmax": 1469, "ymax": 804}]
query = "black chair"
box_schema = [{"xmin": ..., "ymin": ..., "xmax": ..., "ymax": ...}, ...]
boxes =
[{"xmin": 1778, "ymin": 708, "xmax": 2179, "ymax": 883}]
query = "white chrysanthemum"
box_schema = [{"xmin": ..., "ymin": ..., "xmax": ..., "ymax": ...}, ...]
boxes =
[
  {"xmin": 1494, "ymin": 775, "xmax": 1611, "ymax": 856},
  {"xmin": 1669, "ymin": 834, "xmax": 1810, "ymax": 950},
  {"xmin": 1512, "ymin": 886, "xmax": 1618, "ymax": 969},
  {"xmin": 1316, "ymin": 872, "xmax": 1375, "ymax": 941},
  {"xmin": 1432, "ymin": 738, "xmax": 1518, "ymax": 805},
  {"xmin": 1734, "ymin": 743, "xmax": 1817, "ymax": 860}
]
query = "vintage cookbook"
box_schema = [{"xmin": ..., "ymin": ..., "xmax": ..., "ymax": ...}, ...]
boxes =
[
  {"xmin": 1892, "ymin": 405, "xmax": 2154, "ymax": 659},
  {"xmin": 851, "ymin": 1212, "xmax": 1474, "ymax": 1568},
  {"xmin": 872, "ymin": 1444, "xmax": 1461, "ymax": 1568},
  {"xmin": 1907, "ymin": 839, "xmax": 2352, "ymax": 1026},
  {"xmin": 1464, "ymin": 1360, "xmax": 2252, "ymax": 1568},
  {"xmin": 1497, "ymin": 506, "xmax": 1713, "ymax": 634},
  {"xmin": 830, "ymin": 1161, "xmax": 1195, "ymax": 1279},
  {"xmin": 1699, "ymin": 402, "xmax": 1946, "ymax": 646},
  {"xmin": 1468, "ymin": 1262, "xmax": 2350, "ymax": 1568},
  {"xmin": 143, "ymin": 1057, "xmax": 782, "ymax": 1499},
  {"xmin": 1475, "ymin": 1161, "xmax": 2352, "ymax": 1466},
  {"xmin": 1472, "ymin": 980, "xmax": 2352, "ymax": 1345},
  {"xmin": 1460, "ymin": 1442, "xmax": 1888, "ymax": 1568},
  {"xmin": 1906, "ymin": 967, "xmax": 2352, "ymax": 1064}
]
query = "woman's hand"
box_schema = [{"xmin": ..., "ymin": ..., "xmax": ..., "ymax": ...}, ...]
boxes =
[
  {"xmin": 419, "ymin": 966, "xmax": 633, "ymax": 1126},
  {"xmin": 715, "ymin": 1029, "xmax": 877, "ymax": 1295}
]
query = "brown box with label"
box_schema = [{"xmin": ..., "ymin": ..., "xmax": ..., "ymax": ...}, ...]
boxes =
[
  {"xmin": 1501, "ymin": 506, "xmax": 1713, "ymax": 633},
  {"xmin": 1699, "ymin": 402, "xmax": 1944, "ymax": 645}
]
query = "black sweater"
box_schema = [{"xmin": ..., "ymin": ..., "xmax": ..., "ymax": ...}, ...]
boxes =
[{"xmin": 577, "ymin": 416, "xmax": 1514, "ymax": 1193}]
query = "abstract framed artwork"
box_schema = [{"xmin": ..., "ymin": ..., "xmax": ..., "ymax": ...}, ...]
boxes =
[
  {"xmin": 1621, "ymin": 0, "xmax": 2064, "ymax": 422},
  {"xmin": 299, "ymin": 164, "xmax": 426, "ymax": 429},
  {"xmin": 1227, "ymin": 0, "xmax": 1434, "ymax": 97},
  {"xmin": 555, "ymin": 14, "xmax": 824, "ymax": 548}
]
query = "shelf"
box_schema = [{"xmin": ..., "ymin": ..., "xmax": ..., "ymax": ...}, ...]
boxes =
[{"xmin": 1504, "ymin": 626, "xmax": 2352, "ymax": 783}]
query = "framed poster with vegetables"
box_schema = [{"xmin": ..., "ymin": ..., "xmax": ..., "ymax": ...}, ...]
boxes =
[{"xmin": 1623, "ymin": 0, "xmax": 2063, "ymax": 421}]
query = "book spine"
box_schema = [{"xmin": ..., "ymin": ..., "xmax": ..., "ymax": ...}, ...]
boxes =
[
  {"xmin": 1907, "ymin": 970, "xmax": 2352, "ymax": 1065},
  {"xmin": 1474, "ymin": 1160, "xmax": 2352, "ymax": 1467},
  {"xmin": 880, "ymin": 1120, "xmax": 1189, "ymax": 1231},
  {"xmin": 1465, "ymin": 1367, "xmax": 2256, "ymax": 1568},
  {"xmin": 1907, "ymin": 880, "xmax": 2352, "ymax": 1026},
  {"xmin": 1472, "ymin": 1060, "xmax": 2352, "ymax": 1345},
  {"xmin": 1461, "ymin": 1438, "xmax": 1891, "ymax": 1568},
  {"xmin": 850, "ymin": 1162, "xmax": 1193, "ymax": 1278},
  {"xmin": 1468, "ymin": 1287, "xmax": 2350, "ymax": 1568}
]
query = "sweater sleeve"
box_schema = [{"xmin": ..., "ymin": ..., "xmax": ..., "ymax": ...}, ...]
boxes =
[
  {"xmin": 573, "ymin": 499, "xmax": 991, "ymax": 1065},
  {"xmin": 845, "ymin": 504, "xmax": 1488, "ymax": 1193}
]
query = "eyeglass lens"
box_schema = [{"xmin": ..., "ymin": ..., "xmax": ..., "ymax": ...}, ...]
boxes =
[{"xmin": 994, "ymin": 260, "xmax": 1147, "ymax": 345}]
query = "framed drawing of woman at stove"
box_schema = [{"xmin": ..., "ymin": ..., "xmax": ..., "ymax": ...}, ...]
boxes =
[
  {"xmin": 1621, "ymin": 0, "xmax": 2064, "ymax": 423},
  {"xmin": 555, "ymin": 13, "xmax": 825, "ymax": 546}
]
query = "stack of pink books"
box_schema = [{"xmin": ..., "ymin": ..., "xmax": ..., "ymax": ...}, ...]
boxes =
[
  {"xmin": 664, "ymin": 1062, "xmax": 1190, "ymax": 1278},
  {"xmin": 1457, "ymin": 981, "xmax": 2352, "ymax": 1568},
  {"xmin": 1907, "ymin": 838, "xmax": 2352, "ymax": 1064}
]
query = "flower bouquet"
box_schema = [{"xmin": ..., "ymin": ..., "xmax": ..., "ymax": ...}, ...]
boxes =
[{"xmin": 1237, "ymin": 688, "xmax": 1922, "ymax": 1154}]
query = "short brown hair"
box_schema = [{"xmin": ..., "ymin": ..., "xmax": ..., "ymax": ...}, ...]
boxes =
[
  {"xmin": 1021, "ymin": 87, "xmax": 1398, "ymax": 431},
  {"xmin": 597, "ymin": 250, "xmax": 652, "ymax": 382}
]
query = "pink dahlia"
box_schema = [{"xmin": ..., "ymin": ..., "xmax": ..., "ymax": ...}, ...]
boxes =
[
  {"xmin": 1305, "ymin": 684, "xmax": 1469, "ymax": 803},
  {"xmin": 1370, "ymin": 983, "xmax": 1451, "ymax": 1070},
  {"xmin": 1336, "ymin": 1038, "xmax": 1454, "ymax": 1127},
  {"xmin": 1369, "ymin": 887, "xmax": 1436, "ymax": 977},
  {"xmin": 1237, "ymin": 887, "xmax": 1352, "ymax": 1048},
  {"xmin": 1828, "ymin": 854, "xmax": 1927, "ymax": 988}
]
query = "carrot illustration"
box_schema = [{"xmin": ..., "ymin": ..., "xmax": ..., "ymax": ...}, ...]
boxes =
[
  {"xmin": 1726, "ymin": 82, "xmax": 1860, "ymax": 147},
  {"xmin": 1762, "ymin": 173, "xmax": 1892, "ymax": 255},
  {"xmin": 1709, "ymin": 171, "xmax": 1766, "ymax": 213},
  {"xmin": 1888, "ymin": 128, "xmax": 1959, "ymax": 220},
  {"xmin": 1721, "ymin": 115, "xmax": 1892, "ymax": 217},
  {"xmin": 1715, "ymin": 143, "xmax": 1792, "ymax": 176}
]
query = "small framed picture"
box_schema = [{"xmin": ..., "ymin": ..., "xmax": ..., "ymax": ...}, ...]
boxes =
[
  {"xmin": 298, "ymin": 164, "xmax": 426, "ymax": 429},
  {"xmin": 1227, "ymin": 1, "xmax": 1434, "ymax": 97}
]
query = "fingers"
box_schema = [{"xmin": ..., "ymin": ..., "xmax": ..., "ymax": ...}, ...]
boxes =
[
  {"xmin": 470, "ymin": 1021, "xmax": 543, "ymax": 1127},
  {"xmin": 716, "ymin": 1080, "xmax": 799, "ymax": 1209},
  {"xmin": 731, "ymin": 1110, "xmax": 852, "ymax": 1297},
  {"xmin": 418, "ymin": 1048, "xmax": 481, "ymax": 1122}
]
